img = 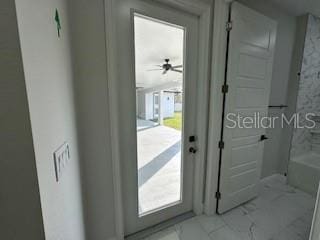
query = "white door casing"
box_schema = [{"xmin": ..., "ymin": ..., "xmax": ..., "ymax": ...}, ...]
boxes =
[
  {"xmin": 217, "ymin": 2, "xmax": 277, "ymax": 213},
  {"xmin": 104, "ymin": 0, "xmax": 211, "ymax": 238},
  {"xmin": 113, "ymin": 0, "xmax": 200, "ymax": 235}
]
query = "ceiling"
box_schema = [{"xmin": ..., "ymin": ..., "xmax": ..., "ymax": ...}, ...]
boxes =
[
  {"xmin": 134, "ymin": 15, "xmax": 184, "ymax": 90},
  {"xmin": 269, "ymin": 0, "xmax": 320, "ymax": 17},
  {"xmin": 133, "ymin": 0, "xmax": 320, "ymax": 90}
]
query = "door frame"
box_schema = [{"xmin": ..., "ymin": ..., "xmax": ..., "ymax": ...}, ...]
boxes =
[
  {"xmin": 104, "ymin": 0, "xmax": 212, "ymax": 239},
  {"xmin": 204, "ymin": 0, "xmax": 234, "ymax": 215}
]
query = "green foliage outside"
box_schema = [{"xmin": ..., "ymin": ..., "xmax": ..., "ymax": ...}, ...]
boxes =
[{"xmin": 164, "ymin": 112, "xmax": 182, "ymax": 130}]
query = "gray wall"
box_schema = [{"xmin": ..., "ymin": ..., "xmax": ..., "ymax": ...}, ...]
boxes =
[
  {"xmin": 14, "ymin": 0, "xmax": 86, "ymax": 239},
  {"xmin": 67, "ymin": 0, "xmax": 116, "ymax": 239},
  {"xmin": 238, "ymin": 0, "xmax": 297, "ymax": 178},
  {"xmin": 0, "ymin": 0, "xmax": 45, "ymax": 239}
]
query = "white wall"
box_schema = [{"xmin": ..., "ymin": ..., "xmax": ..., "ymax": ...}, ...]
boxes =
[
  {"xmin": 0, "ymin": 1, "xmax": 45, "ymax": 239},
  {"xmin": 15, "ymin": 0, "xmax": 86, "ymax": 239},
  {"xmin": 67, "ymin": 0, "xmax": 116, "ymax": 239},
  {"xmin": 238, "ymin": 0, "xmax": 297, "ymax": 178}
]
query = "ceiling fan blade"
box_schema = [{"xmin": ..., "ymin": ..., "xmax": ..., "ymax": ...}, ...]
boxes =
[
  {"xmin": 171, "ymin": 69, "xmax": 183, "ymax": 73},
  {"xmin": 147, "ymin": 69, "xmax": 162, "ymax": 71},
  {"xmin": 162, "ymin": 69, "xmax": 168, "ymax": 74},
  {"xmin": 172, "ymin": 65, "xmax": 183, "ymax": 68}
]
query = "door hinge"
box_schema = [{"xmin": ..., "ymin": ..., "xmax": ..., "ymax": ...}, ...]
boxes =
[
  {"xmin": 226, "ymin": 21, "xmax": 233, "ymax": 31},
  {"xmin": 218, "ymin": 141, "xmax": 225, "ymax": 149},
  {"xmin": 222, "ymin": 84, "xmax": 229, "ymax": 93},
  {"xmin": 215, "ymin": 191, "xmax": 221, "ymax": 200}
]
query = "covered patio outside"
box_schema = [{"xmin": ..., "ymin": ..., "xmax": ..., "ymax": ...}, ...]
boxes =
[
  {"xmin": 137, "ymin": 121, "xmax": 182, "ymax": 214},
  {"xmin": 134, "ymin": 13, "xmax": 185, "ymax": 215}
]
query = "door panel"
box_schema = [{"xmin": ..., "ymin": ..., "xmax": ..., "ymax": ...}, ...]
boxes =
[
  {"xmin": 217, "ymin": 2, "xmax": 277, "ymax": 213},
  {"xmin": 114, "ymin": 0, "xmax": 199, "ymax": 235}
]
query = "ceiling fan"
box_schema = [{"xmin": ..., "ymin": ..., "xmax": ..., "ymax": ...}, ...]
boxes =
[{"xmin": 148, "ymin": 59, "xmax": 183, "ymax": 74}]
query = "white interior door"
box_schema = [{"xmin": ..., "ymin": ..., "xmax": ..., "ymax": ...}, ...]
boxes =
[
  {"xmin": 217, "ymin": 2, "xmax": 277, "ymax": 213},
  {"xmin": 114, "ymin": 0, "xmax": 199, "ymax": 235}
]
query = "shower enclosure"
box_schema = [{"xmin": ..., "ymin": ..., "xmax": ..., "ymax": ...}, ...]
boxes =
[{"xmin": 289, "ymin": 14, "xmax": 320, "ymax": 196}]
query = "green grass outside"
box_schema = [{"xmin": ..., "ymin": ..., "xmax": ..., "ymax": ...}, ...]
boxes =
[{"xmin": 164, "ymin": 112, "xmax": 182, "ymax": 131}]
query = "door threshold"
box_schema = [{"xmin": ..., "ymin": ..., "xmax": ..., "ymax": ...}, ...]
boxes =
[{"xmin": 125, "ymin": 212, "xmax": 195, "ymax": 240}]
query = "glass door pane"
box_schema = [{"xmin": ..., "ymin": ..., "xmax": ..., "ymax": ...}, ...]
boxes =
[{"xmin": 134, "ymin": 13, "xmax": 185, "ymax": 216}]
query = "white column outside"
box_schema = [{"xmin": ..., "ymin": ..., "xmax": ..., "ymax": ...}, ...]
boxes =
[{"xmin": 158, "ymin": 90, "xmax": 164, "ymax": 125}]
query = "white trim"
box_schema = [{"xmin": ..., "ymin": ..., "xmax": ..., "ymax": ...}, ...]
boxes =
[
  {"xmin": 156, "ymin": 0, "xmax": 213, "ymax": 216},
  {"xmin": 104, "ymin": 0, "xmax": 124, "ymax": 239},
  {"xmin": 204, "ymin": 0, "xmax": 230, "ymax": 215},
  {"xmin": 157, "ymin": 0, "xmax": 210, "ymax": 15},
  {"xmin": 104, "ymin": 0, "xmax": 212, "ymax": 238},
  {"xmin": 192, "ymin": 3, "xmax": 212, "ymax": 215}
]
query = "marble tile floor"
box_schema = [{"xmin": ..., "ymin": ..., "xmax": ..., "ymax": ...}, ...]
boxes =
[{"xmin": 143, "ymin": 174, "xmax": 316, "ymax": 240}]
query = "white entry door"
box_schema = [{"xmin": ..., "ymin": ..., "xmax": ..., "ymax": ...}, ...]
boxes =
[
  {"xmin": 113, "ymin": 0, "xmax": 199, "ymax": 235},
  {"xmin": 217, "ymin": 2, "xmax": 277, "ymax": 213}
]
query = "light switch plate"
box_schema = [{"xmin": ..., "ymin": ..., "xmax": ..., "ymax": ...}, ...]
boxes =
[{"xmin": 53, "ymin": 142, "xmax": 70, "ymax": 182}]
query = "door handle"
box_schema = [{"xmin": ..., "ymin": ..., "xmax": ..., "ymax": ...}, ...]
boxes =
[
  {"xmin": 189, "ymin": 147, "xmax": 197, "ymax": 154},
  {"xmin": 260, "ymin": 135, "xmax": 268, "ymax": 141}
]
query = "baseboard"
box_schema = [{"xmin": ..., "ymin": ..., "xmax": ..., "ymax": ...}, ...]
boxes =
[{"xmin": 125, "ymin": 212, "xmax": 194, "ymax": 240}]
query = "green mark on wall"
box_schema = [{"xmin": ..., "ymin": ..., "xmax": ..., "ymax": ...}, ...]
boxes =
[{"xmin": 55, "ymin": 9, "xmax": 61, "ymax": 37}]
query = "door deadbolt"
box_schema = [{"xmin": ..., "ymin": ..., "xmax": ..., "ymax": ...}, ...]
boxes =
[{"xmin": 189, "ymin": 135, "xmax": 196, "ymax": 142}]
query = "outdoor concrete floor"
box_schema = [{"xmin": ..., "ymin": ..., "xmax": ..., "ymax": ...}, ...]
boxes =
[
  {"xmin": 137, "ymin": 124, "xmax": 182, "ymax": 214},
  {"xmin": 137, "ymin": 119, "xmax": 159, "ymax": 131}
]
